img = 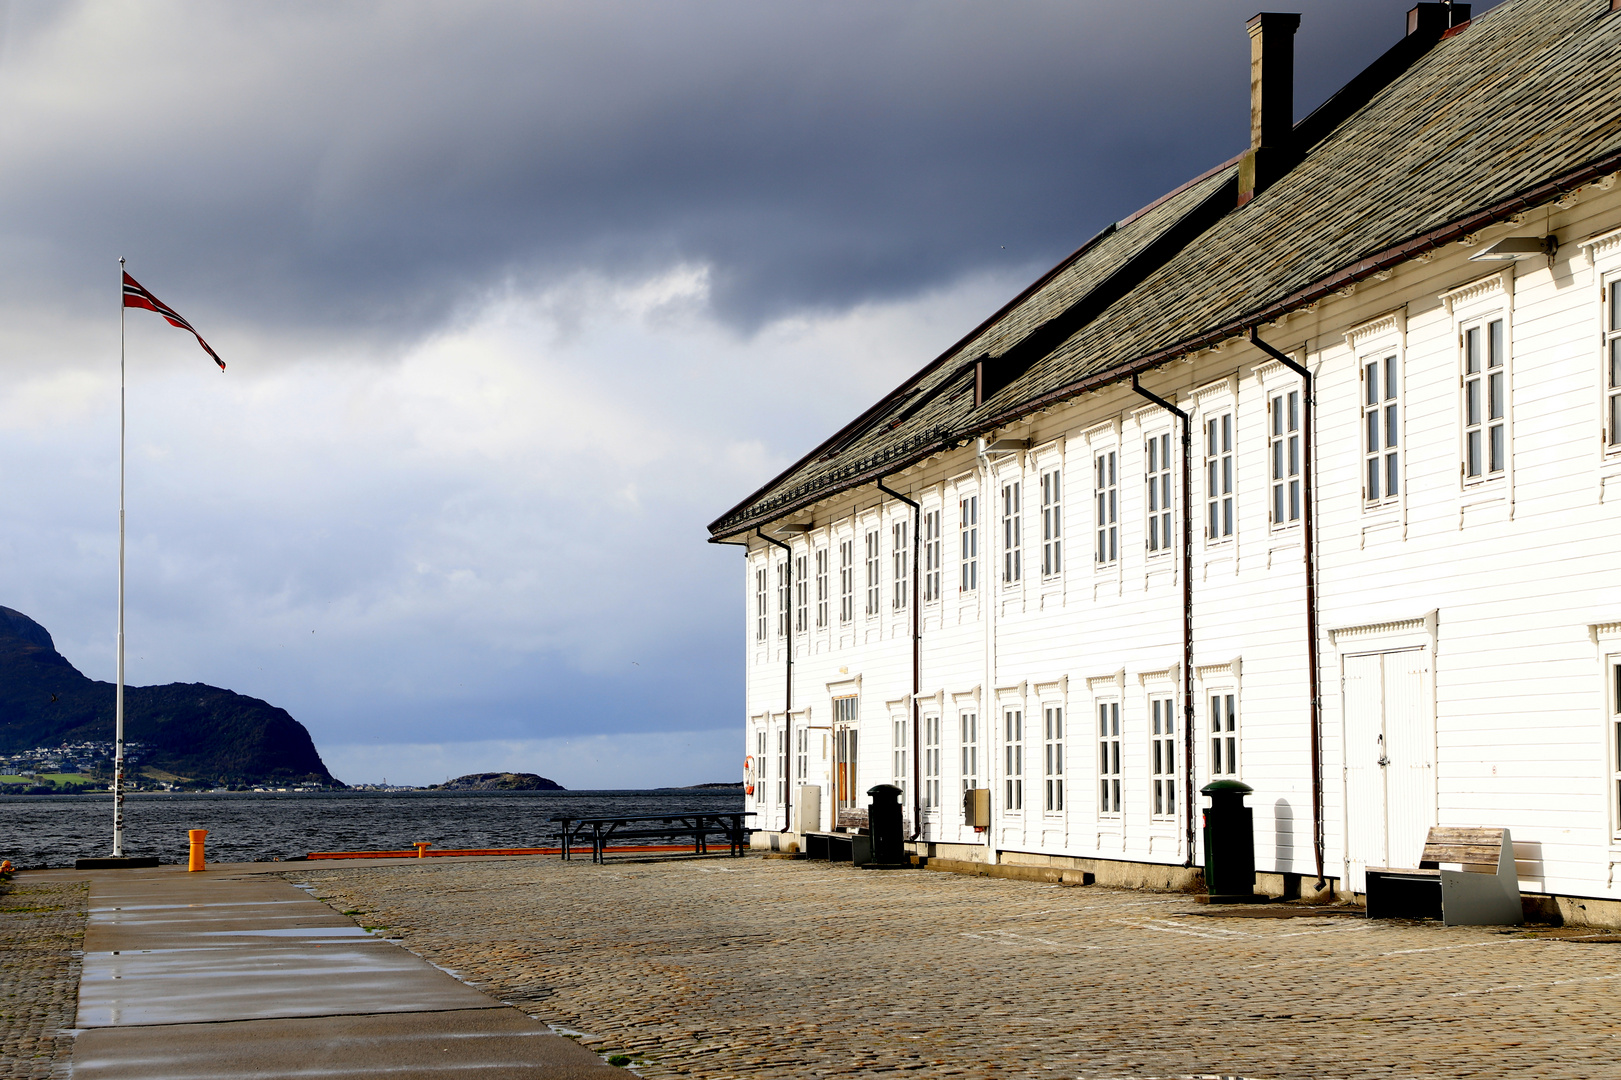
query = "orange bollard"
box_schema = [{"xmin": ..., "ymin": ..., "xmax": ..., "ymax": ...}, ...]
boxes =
[
  {"xmin": 412, "ymin": 842, "xmax": 431, "ymax": 858},
  {"xmin": 188, "ymin": 829, "xmax": 208, "ymax": 872}
]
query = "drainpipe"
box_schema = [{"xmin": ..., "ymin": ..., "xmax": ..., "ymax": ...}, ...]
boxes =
[
  {"xmin": 1130, "ymin": 375, "xmax": 1196, "ymax": 869},
  {"xmin": 877, "ymin": 476, "xmax": 923, "ymax": 841},
  {"xmin": 756, "ymin": 527, "xmax": 793, "ymax": 834},
  {"xmin": 1248, "ymin": 330, "xmax": 1326, "ymax": 892}
]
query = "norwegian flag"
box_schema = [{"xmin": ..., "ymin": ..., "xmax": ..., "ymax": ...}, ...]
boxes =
[{"xmin": 122, "ymin": 271, "xmax": 224, "ymax": 371}]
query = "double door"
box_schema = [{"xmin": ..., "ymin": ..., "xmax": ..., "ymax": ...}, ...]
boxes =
[{"xmin": 1343, "ymin": 649, "xmax": 1436, "ymax": 892}]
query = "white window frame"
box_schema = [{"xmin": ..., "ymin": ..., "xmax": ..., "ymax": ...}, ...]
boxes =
[
  {"xmin": 1269, "ymin": 388, "xmax": 1302, "ymax": 528},
  {"xmin": 893, "ymin": 714, "xmax": 909, "ymax": 798},
  {"xmin": 1094, "ymin": 449, "xmax": 1118, "ymax": 566},
  {"xmin": 776, "ymin": 724, "xmax": 789, "ymax": 806},
  {"xmin": 1209, "ymin": 690, "xmax": 1238, "ymax": 778},
  {"xmin": 1001, "ymin": 481, "xmax": 1022, "ymax": 585},
  {"xmin": 794, "ymin": 553, "xmax": 809, "ymax": 634},
  {"xmin": 1460, "ymin": 314, "xmax": 1509, "ymax": 486},
  {"xmin": 814, "ymin": 547, "xmax": 829, "ymax": 629},
  {"xmin": 960, "ymin": 711, "xmax": 979, "ymax": 793},
  {"xmin": 1003, "ymin": 707, "xmax": 1023, "ymax": 812},
  {"xmin": 923, "ymin": 509, "xmax": 942, "ymax": 604},
  {"xmin": 839, "ymin": 538, "xmax": 854, "ymax": 625},
  {"xmin": 1149, "ymin": 694, "xmax": 1177, "ymax": 823},
  {"xmin": 892, "ymin": 519, "xmax": 910, "ymax": 610},
  {"xmin": 1607, "ymin": 274, "xmax": 1621, "ymax": 453},
  {"xmin": 1097, "ymin": 699, "xmax": 1121, "ymax": 817},
  {"xmin": 1611, "ymin": 654, "xmax": 1621, "ymax": 843},
  {"xmin": 1042, "ymin": 704, "xmax": 1064, "ymax": 814},
  {"xmin": 923, "ymin": 714, "xmax": 941, "ymax": 810},
  {"xmin": 1040, "ymin": 468, "xmax": 1062, "ymax": 577},
  {"xmin": 755, "ymin": 725, "xmax": 769, "ymax": 807},
  {"xmin": 959, "ymin": 495, "xmax": 979, "ymax": 592},
  {"xmin": 1361, "ymin": 352, "xmax": 1401, "ymax": 507},
  {"xmin": 864, "ymin": 529, "xmax": 881, "ymax": 617},
  {"xmin": 1203, "ymin": 413, "xmax": 1234, "ymax": 543},
  {"xmin": 776, "ymin": 560, "xmax": 790, "ymax": 639},
  {"xmin": 796, "ymin": 726, "xmax": 809, "ymax": 783},
  {"xmin": 754, "ymin": 564, "xmax": 768, "ymax": 643},
  {"xmin": 1146, "ymin": 431, "xmax": 1173, "ymax": 556}
]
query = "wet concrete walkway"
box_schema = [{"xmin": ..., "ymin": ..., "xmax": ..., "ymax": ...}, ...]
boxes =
[{"xmin": 64, "ymin": 862, "xmax": 619, "ymax": 1079}]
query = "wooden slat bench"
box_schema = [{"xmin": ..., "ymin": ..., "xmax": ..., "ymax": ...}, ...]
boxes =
[
  {"xmin": 1365, "ymin": 826, "xmax": 1523, "ymax": 925},
  {"xmin": 803, "ymin": 808, "xmax": 872, "ymax": 866}
]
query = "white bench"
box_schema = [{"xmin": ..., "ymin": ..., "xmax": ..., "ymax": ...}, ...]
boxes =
[{"xmin": 1365, "ymin": 826, "xmax": 1522, "ymax": 926}]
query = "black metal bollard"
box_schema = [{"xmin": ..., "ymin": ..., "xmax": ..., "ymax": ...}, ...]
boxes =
[
  {"xmin": 1201, "ymin": 779, "xmax": 1257, "ymax": 902},
  {"xmin": 867, "ymin": 784, "xmax": 904, "ymax": 864}
]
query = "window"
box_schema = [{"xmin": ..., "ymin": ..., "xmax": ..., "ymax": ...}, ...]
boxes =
[
  {"xmin": 755, "ymin": 565, "xmax": 767, "ymax": 643},
  {"xmin": 776, "ymin": 561, "xmax": 790, "ymax": 638},
  {"xmin": 1151, "ymin": 696, "xmax": 1176, "ymax": 820},
  {"xmin": 893, "ymin": 715, "xmax": 909, "ymax": 797},
  {"xmin": 923, "ymin": 510, "xmax": 942, "ymax": 603},
  {"xmin": 1613, "ymin": 660, "xmax": 1621, "ymax": 839},
  {"xmin": 1043, "ymin": 706, "xmax": 1064, "ymax": 812},
  {"xmin": 960, "ymin": 712, "xmax": 979, "ymax": 792},
  {"xmin": 924, "ymin": 715, "xmax": 941, "ymax": 809},
  {"xmin": 1463, "ymin": 318, "xmax": 1506, "ymax": 481},
  {"xmin": 1098, "ymin": 702, "xmax": 1121, "ymax": 815},
  {"xmin": 776, "ymin": 725, "xmax": 788, "ymax": 806},
  {"xmin": 1040, "ymin": 469, "xmax": 1062, "ymax": 576},
  {"xmin": 892, "ymin": 520, "xmax": 910, "ymax": 610},
  {"xmin": 864, "ymin": 530, "xmax": 880, "ymax": 616},
  {"xmin": 839, "ymin": 539, "xmax": 854, "ymax": 624},
  {"xmin": 1205, "ymin": 415, "xmax": 1233, "ymax": 541},
  {"xmin": 814, "ymin": 548, "xmax": 829, "ymax": 629},
  {"xmin": 1270, "ymin": 391, "xmax": 1301, "ymax": 525},
  {"xmin": 959, "ymin": 496, "xmax": 979, "ymax": 592},
  {"xmin": 1095, "ymin": 451, "xmax": 1118, "ymax": 564},
  {"xmin": 1363, "ymin": 355, "xmax": 1399, "ymax": 503},
  {"xmin": 796, "ymin": 727, "xmax": 809, "ymax": 783},
  {"xmin": 1147, "ymin": 433, "xmax": 1173, "ymax": 553},
  {"xmin": 794, "ymin": 554, "xmax": 808, "ymax": 634},
  {"xmin": 1001, "ymin": 482, "xmax": 1022, "ymax": 583},
  {"xmin": 756, "ymin": 727, "xmax": 770, "ymax": 806},
  {"xmin": 834, "ymin": 697, "xmax": 860, "ymax": 810},
  {"xmin": 1210, "ymin": 692, "xmax": 1237, "ymax": 777},
  {"xmin": 1608, "ymin": 281, "xmax": 1621, "ymax": 447},
  {"xmin": 1003, "ymin": 708, "xmax": 1023, "ymax": 811}
]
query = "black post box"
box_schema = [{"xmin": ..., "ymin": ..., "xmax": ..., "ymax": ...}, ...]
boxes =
[
  {"xmin": 1201, "ymin": 779, "xmax": 1258, "ymax": 902},
  {"xmin": 867, "ymin": 783, "xmax": 904, "ymax": 864}
]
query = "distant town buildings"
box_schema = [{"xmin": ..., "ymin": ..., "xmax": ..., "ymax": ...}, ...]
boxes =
[{"xmin": 712, "ymin": 0, "xmax": 1621, "ymax": 913}]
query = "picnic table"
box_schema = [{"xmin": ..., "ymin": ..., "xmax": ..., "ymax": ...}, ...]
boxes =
[{"xmin": 550, "ymin": 810, "xmax": 754, "ymax": 863}]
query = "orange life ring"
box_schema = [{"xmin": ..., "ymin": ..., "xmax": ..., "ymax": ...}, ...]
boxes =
[{"xmin": 743, "ymin": 755, "xmax": 755, "ymax": 796}]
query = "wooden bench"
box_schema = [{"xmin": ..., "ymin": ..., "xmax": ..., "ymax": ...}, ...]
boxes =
[
  {"xmin": 803, "ymin": 807, "xmax": 872, "ymax": 866},
  {"xmin": 1365, "ymin": 826, "xmax": 1522, "ymax": 925}
]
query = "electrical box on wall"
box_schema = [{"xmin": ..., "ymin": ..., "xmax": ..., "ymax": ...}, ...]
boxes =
[
  {"xmin": 795, "ymin": 785, "xmax": 822, "ymax": 835},
  {"xmin": 963, "ymin": 787, "xmax": 991, "ymax": 828}
]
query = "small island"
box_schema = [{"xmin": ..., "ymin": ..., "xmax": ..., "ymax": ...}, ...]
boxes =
[{"xmin": 427, "ymin": 772, "xmax": 564, "ymax": 791}]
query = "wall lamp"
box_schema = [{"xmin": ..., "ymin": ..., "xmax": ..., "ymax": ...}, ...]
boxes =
[{"xmin": 1469, "ymin": 235, "xmax": 1557, "ymax": 262}]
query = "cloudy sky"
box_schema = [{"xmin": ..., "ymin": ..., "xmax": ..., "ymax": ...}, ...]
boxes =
[{"xmin": 0, "ymin": 0, "xmax": 1497, "ymax": 787}]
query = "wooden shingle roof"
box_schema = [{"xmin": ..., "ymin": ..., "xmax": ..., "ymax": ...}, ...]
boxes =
[{"xmin": 709, "ymin": 0, "xmax": 1621, "ymax": 540}]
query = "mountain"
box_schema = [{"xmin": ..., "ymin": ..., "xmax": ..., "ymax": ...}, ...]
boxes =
[
  {"xmin": 0, "ymin": 606, "xmax": 339, "ymax": 786},
  {"xmin": 430, "ymin": 772, "xmax": 563, "ymax": 791}
]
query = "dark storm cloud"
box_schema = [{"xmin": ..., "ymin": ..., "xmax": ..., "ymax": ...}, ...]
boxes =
[{"xmin": 0, "ymin": 0, "xmax": 1495, "ymax": 345}]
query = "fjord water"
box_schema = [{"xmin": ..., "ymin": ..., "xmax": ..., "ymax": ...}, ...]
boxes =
[{"xmin": 0, "ymin": 789, "xmax": 745, "ymax": 868}]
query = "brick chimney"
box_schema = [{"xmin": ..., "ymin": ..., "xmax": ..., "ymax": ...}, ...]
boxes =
[{"xmin": 1238, "ymin": 12, "xmax": 1301, "ymax": 206}]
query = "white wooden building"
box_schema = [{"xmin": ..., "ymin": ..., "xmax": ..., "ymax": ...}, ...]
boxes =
[{"xmin": 709, "ymin": 0, "xmax": 1621, "ymax": 917}]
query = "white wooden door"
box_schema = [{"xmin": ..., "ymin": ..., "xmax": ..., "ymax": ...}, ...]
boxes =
[{"xmin": 1342, "ymin": 648, "xmax": 1436, "ymax": 892}]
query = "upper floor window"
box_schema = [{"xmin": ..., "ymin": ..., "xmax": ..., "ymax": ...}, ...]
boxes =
[
  {"xmin": 1608, "ymin": 281, "xmax": 1621, "ymax": 448},
  {"xmin": 1001, "ymin": 482, "xmax": 1022, "ymax": 583},
  {"xmin": 1095, "ymin": 451, "xmax": 1118, "ymax": 565},
  {"xmin": 892, "ymin": 520, "xmax": 910, "ymax": 610},
  {"xmin": 959, "ymin": 496, "xmax": 979, "ymax": 592},
  {"xmin": 814, "ymin": 548, "xmax": 829, "ymax": 629},
  {"xmin": 923, "ymin": 509, "xmax": 942, "ymax": 603},
  {"xmin": 838, "ymin": 539, "xmax": 854, "ymax": 624},
  {"xmin": 1270, "ymin": 390, "xmax": 1301, "ymax": 525},
  {"xmin": 755, "ymin": 566, "xmax": 767, "ymax": 642},
  {"xmin": 793, "ymin": 554, "xmax": 808, "ymax": 634},
  {"xmin": 1040, "ymin": 469, "xmax": 1062, "ymax": 577},
  {"xmin": 1147, "ymin": 433, "xmax": 1173, "ymax": 554},
  {"xmin": 776, "ymin": 560, "xmax": 790, "ymax": 638},
  {"xmin": 864, "ymin": 530, "xmax": 881, "ymax": 616},
  {"xmin": 1202, "ymin": 415, "xmax": 1233, "ymax": 542},
  {"xmin": 1363, "ymin": 355, "xmax": 1399, "ymax": 503},
  {"xmin": 1463, "ymin": 318, "xmax": 1506, "ymax": 482}
]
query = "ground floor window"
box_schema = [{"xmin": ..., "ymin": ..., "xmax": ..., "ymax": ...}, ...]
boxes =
[
  {"xmin": 776, "ymin": 726, "xmax": 789, "ymax": 806},
  {"xmin": 1151, "ymin": 696, "xmax": 1176, "ymax": 821},
  {"xmin": 756, "ymin": 727, "xmax": 769, "ymax": 806},
  {"xmin": 960, "ymin": 712, "xmax": 979, "ymax": 792},
  {"xmin": 1210, "ymin": 692, "xmax": 1237, "ymax": 777},
  {"xmin": 1612, "ymin": 660, "xmax": 1621, "ymax": 840},
  {"xmin": 1004, "ymin": 708, "xmax": 1024, "ymax": 812},
  {"xmin": 1043, "ymin": 706, "xmax": 1064, "ymax": 812},
  {"xmin": 893, "ymin": 716, "xmax": 909, "ymax": 798},
  {"xmin": 796, "ymin": 727, "xmax": 809, "ymax": 783},
  {"xmin": 1098, "ymin": 701, "xmax": 1121, "ymax": 816},
  {"xmin": 833, "ymin": 696, "xmax": 859, "ymax": 810},
  {"xmin": 924, "ymin": 715, "xmax": 941, "ymax": 809}
]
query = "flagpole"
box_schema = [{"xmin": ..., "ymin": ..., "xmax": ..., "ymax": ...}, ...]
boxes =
[{"xmin": 113, "ymin": 256, "xmax": 126, "ymax": 857}]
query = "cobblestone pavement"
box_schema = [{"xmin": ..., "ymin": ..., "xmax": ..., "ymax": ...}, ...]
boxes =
[
  {"xmin": 291, "ymin": 857, "xmax": 1621, "ymax": 1080},
  {"xmin": 0, "ymin": 880, "xmax": 86, "ymax": 1080}
]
